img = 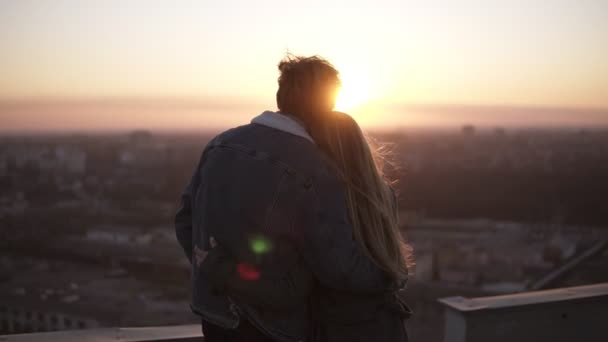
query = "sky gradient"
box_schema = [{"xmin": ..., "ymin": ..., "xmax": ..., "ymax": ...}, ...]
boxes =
[{"xmin": 1, "ymin": 0, "xmax": 607, "ymax": 131}]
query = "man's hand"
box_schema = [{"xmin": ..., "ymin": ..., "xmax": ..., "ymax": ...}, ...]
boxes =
[{"xmin": 194, "ymin": 237, "xmax": 217, "ymax": 267}]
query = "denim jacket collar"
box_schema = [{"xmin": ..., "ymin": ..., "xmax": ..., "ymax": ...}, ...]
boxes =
[{"xmin": 251, "ymin": 111, "xmax": 315, "ymax": 144}]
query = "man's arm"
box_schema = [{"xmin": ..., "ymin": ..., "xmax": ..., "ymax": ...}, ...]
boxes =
[
  {"xmin": 175, "ymin": 179, "xmax": 194, "ymax": 263},
  {"xmin": 199, "ymin": 246, "xmax": 313, "ymax": 310},
  {"xmin": 175, "ymin": 140, "xmax": 218, "ymax": 263},
  {"xmin": 297, "ymin": 176, "xmax": 403, "ymax": 294}
]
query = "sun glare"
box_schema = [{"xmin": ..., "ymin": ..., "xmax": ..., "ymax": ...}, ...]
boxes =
[{"xmin": 334, "ymin": 68, "xmax": 373, "ymax": 112}]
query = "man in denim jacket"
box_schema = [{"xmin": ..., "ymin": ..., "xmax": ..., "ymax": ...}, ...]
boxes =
[{"xmin": 175, "ymin": 56, "xmax": 399, "ymax": 342}]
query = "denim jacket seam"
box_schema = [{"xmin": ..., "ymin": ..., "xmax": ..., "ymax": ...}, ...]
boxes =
[
  {"xmin": 213, "ymin": 142, "xmax": 296, "ymax": 172},
  {"xmin": 264, "ymin": 169, "xmax": 289, "ymax": 231}
]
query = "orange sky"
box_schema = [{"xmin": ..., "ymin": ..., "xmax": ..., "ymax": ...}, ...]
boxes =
[{"xmin": 1, "ymin": 0, "xmax": 607, "ymax": 131}]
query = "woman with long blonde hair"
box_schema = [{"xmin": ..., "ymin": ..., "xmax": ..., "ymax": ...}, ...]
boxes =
[
  {"xmin": 303, "ymin": 111, "xmax": 413, "ymax": 341},
  {"xmin": 310, "ymin": 111, "xmax": 414, "ymax": 281}
]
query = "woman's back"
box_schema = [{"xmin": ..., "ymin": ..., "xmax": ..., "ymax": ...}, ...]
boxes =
[{"xmin": 307, "ymin": 111, "xmax": 414, "ymax": 342}]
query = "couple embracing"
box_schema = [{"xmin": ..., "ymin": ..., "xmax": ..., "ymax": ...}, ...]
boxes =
[{"xmin": 175, "ymin": 55, "xmax": 413, "ymax": 342}]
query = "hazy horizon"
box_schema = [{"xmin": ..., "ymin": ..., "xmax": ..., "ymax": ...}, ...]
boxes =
[{"xmin": 1, "ymin": 97, "xmax": 607, "ymax": 133}]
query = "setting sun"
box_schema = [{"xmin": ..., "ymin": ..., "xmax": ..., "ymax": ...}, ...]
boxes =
[{"xmin": 334, "ymin": 68, "xmax": 373, "ymax": 112}]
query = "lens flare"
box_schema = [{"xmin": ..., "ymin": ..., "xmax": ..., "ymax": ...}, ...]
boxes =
[
  {"xmin": 237, "ymin": 263, "xmax": 260, "ymax": 281},
  {"xmin": 250, "ymin": 236, "xmax": 272, "ymax": 255}
]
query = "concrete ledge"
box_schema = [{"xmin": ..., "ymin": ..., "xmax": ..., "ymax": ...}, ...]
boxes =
[
  {"xmin": 438, "ymin": 283, "xmax": 608, "ymax": 342},
  {"xmin": 439, "ymin": 282, "xmax": 608, "ymax": 311},
  {"xmin": 0, "ymin": 324, "xmax": 202, "ymax": 341}
]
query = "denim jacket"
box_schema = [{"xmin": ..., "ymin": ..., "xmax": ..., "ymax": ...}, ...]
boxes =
[{"xmin": 175, "ymin": 112, "xmax": 398, "ymax": 342}]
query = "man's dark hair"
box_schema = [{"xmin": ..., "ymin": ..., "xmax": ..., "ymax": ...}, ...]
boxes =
[{"xmin": 276, "ymin": 55, "xmax": 341, "ymax": 127}]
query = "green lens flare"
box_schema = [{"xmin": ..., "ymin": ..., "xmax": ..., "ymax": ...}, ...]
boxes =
[{"xmin": 250, "ymin": 236, "xmax": 272, "ymax": 255}]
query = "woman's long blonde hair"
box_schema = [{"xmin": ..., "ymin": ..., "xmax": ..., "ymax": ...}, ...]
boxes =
[{"xmin": 310, "ymin": 112, "xmax": 413, "ymax": 280}]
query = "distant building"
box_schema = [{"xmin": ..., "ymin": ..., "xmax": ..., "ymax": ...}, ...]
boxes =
[
  {"xmin": 129, "ymin": 130, "xmax": 153, "ymax": 147},
  {"xmin": 55, "ymin": 147, "xmax": 87, "ymax": 174},
  {"xmin": 0, "ymin": 158, "xmax": 6, "ymax": 177},
  {"xmin": 462, "ymin": 124, "xmax": 476, "ymax": 136},
  {"xmin": 494, "ymin": 127, "xmax": 506, "ymax": 136},
  {"xmin": 0, "ymin": 304, "xmax": 100, "ymax": 334}
]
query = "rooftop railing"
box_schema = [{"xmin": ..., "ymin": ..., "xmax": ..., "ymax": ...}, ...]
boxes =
[
  {"xmin": 438, "ymin": 282, "xmax": 608, "ymax": 342},
  {"xmin": 2, "ymin": 283, "xmax": 607, "ymax": 341},
  {"xmin": 0, "ymin": 324, "xmax": 203, "ymax": 341}
]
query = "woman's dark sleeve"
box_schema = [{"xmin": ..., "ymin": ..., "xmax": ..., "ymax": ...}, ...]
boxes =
[{"xmin": 199, "ymin": 246, "xmax": 313, "ymax": 310}]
